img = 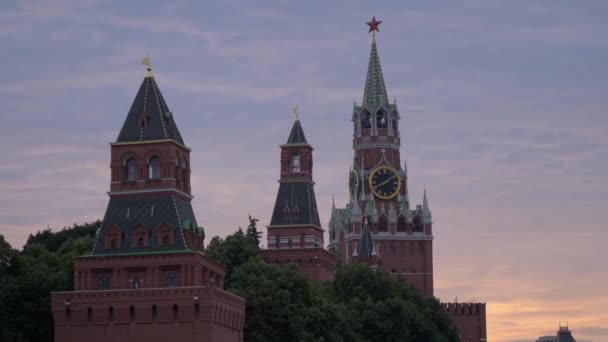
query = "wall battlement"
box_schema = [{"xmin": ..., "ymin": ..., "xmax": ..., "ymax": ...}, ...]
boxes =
[{"xmin": 441, "ymin": 302, "xmax": 487, "ymax": 341}]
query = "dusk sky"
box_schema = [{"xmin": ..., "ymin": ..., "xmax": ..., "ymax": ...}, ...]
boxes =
[{"xmin": 1, "ymin": 1, "xmax": 607, "ymax": 341}]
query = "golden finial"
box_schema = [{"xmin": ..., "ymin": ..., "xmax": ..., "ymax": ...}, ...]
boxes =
[
  {"xmin": 293, "ymin": 105, "xmax": 300, "ymax": 121},
  {"xmin": 141, "ymin": 53, "xmax": 152, "ymax": 77}
]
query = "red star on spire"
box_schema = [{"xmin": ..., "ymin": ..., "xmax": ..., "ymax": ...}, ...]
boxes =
[{"xmin": 367, "ymin": 16, "xmax": 382, "ymax": 33}]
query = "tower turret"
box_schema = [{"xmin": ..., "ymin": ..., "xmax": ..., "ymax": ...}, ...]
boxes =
[
  {"xmin": 262, "ymin": 108, "xmax": 336, "ymax": 282},
  {"xmin": 93, "ymin": 59, "xmax": 203, "ymax": 255}
]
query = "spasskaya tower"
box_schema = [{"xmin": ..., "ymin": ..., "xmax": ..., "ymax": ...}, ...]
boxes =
[{"xmin": 328, "ymin": 17, "xmax": 434, "ymax": 297}]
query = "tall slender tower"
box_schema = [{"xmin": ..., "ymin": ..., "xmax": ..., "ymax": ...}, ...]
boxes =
[
  {"xmin": 328, "ymin": 17, "xmax": 434, "ymax": 296},
  {"xmin": 261, "ymin": 109, "xmax": 336, "ymax": 282},
  {"xmin": 51, "ymin": 60, "xmax": 245, "ymax": 342}
]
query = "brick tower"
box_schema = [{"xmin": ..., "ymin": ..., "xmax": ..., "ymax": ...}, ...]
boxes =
[
  {"xmin": 328, "ymin": 17, "xmax": 434, "ymax": 297},
  {"xmin": 51, "ymin": 61, "xmax": 244, "ymax": 342},
  {"xmin": 261, "ymin": 111, "xmax": 335, "ymax": 282}
]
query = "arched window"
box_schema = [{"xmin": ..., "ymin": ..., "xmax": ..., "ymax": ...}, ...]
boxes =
[
  {"xmin": 377, "ymin": 111, "xmax": 387, "ymax": 128},
  {"xmin": 172, "ymin": 304, "xmax": 179, "ymax": 320},
  {"xmin": 413, "ymin": 214, "xmax": 424, "ymax": 233},
  {"xmin": 166, "ymin": 272, "xmax": 177, "ymax": 288},
  {"xmin": 137, "ymin": 236, "xmax": 145, "ymax": 247},
  {"xmin": 378, "ymin": 216, "xmax": 388, "ymax": 232},
  {"xmin": 125, "ymin": 158, "xmax": 137, "ymax": 181},
  {"xmin": 361, "ymin": 111, "xmax": 372, "ymax": 129},
  {"xmin": 289, "ymin": 153, "xmax": 301, "ymax": 173},
  {"xmin": 397, "ymin": 216, "xmax": 407, "ymax": 233},
  {"xmin": 275, "ymin": 235, "xmax": 280, "ymax": 249},
  {"xmin": 98, "ymin": 275, "xmax": 109, "ymax": 290},
  {"xmin": 110, "ymin": 238, "xmax": 117, "ymax": 249},
  {"xmin": 162, "ymin": 234, "xmax": 169, "ymax": 246},
  {"xmin": 148, "ymin": 156, "xmax": 160, "ymax": 179},
  {"xmin": 132, "ymin": 277, "xmax": 142, "ymax": 289}
]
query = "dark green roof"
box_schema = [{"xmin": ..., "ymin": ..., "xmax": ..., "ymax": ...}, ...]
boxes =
[
  {"xmin": 362, "ymin": 36, "xmax": 389, "ymax": 110},
  {"xmin": 358, "ymin": 218, "xmax": 374, "ymax": 261},
  {"xmin": 270, "ymin": 181, "xmax": 321, "ymax": 227},
  {"xmin": 92, "ymin": 195, "xmax": 202, "ymax": 255},
  {"xmin": 116, "ymin": 76, "xmax": 185, "ymax": 145},
  {"xmin": 556, "ymin": 328, "xmax": 577, "ymax": 342},
  {"xmin": 286, "ymin": 120, "xmax": 308, "ymax": 145}
]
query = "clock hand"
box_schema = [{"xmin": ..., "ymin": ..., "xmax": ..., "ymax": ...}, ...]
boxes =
[{"xmin": 375, "ymin": 175, "xmax": 396, "ymax": 188}]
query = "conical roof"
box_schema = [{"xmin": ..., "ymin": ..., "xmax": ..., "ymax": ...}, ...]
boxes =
[
  {"xmin": 555, "ymin": 326, "xmax": 577, "ymax": 342},
  {"xmin": 286, "ymin": 119, "xmax": 308, "ymax": 145},
  {"xmin": 362, "ymin": 36, "xmax": 389, "ymax": 110},
  {"xmin": 116, "ymin": 74, "xmax": 185, "ymax": 145},
  {"xmin": 358, "ymin": 217, "xmax": 374, "ymax": 261}
]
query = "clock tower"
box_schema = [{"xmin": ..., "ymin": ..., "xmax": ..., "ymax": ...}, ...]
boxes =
[{"xmin": 329, "ymin": 18, "xmax": 434, "ymax": 296}]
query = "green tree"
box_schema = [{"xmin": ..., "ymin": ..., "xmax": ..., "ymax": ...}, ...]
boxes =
[
  {"xmin": 0, "ymin": 223, "xmax": 96, "ymax": 342},
  {"xmin": 206, "ymin": 228, "xmax": 259, "ymax": 287},
  {"xmin": 245, "ymin": 215, "xmax": 261, "ymax": 248},
  {"xmin": 323, "ymin": 264, "xmax": 459, "ymax": 342},
  {"xmin": 25, "ymin": 220, "xmax": 100, "ymax": 252},
  {"xmin": 229, "ymin": 258, "xmax": 315, "ymax": 342}
]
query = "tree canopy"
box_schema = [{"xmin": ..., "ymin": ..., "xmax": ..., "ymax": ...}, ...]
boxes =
[
  {"xmin": 0, "ymin": 222, "xmax": 97, "ymax": 342},
  {"xmin": 227, "ymin": 260, "xmax": 459, "ymax": 342}
]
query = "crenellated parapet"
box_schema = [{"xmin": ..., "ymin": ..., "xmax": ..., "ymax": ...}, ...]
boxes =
[{"xmin": 442, "ymin": 302, "xmax": 487, "ymax": 342}]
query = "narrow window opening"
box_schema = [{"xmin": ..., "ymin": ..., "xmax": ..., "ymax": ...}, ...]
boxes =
[
  {"xmin": 289, "ymin": 153, "xmax": 301, "ymax": 173},
  {"xmin": 362, "ymin": 111, "xmax": 371, "ymax": 129},
  {"xmin": 110, "ymin": 238, "xmax": 117, "ymax": 249},
  {"xmin": 166, "ymin": 272, "xmax": 177, "ymax": 288},
  {"xmin": 172, "ymin": 304, "xmax": 179, "ymax": 321},
  {"xmin": 162, "ymin": 233, "xmax": 169, "ymax": 246},
  {"xmin": 195, "ymin": 303, "xmax": 200, "ymax": 320},
  {"xmin": 98, "ymin": 275, "xmax": 109, "ymax": 290},
  {"xmin": 125, "ymin": 158, "xmax": 137, "ymax": 181},
  {"xmin": 287, "ymin": 239, "xmax": 293, "ymax": 248},
  {"xmin": 129, "ymin": 306, "xmax": 135, "ymax": 322},
  {"xmin": 137, "ymin": 236, "xmax": 144, "ymax": 247},
  {"xmin": 413, "ymin": 214, "xmax": 423, "ymax": 233},
  {"xmin": 152, "ymin": 305, "xmax": 157, "ymax": 321},
  {"xmin": 148, "ymin": 156, "xmax": 161, "ymax": 179},
  {"xmin": 87, "ymin": 307, "xmax": 92, "ymax": 324},
  {"xmin": 109, "ymin": 307, "xmax": 114, "ymax": 322},
  {"xmin": 377, "ymin": 111, "xmax": 387, "ymax": 128}
]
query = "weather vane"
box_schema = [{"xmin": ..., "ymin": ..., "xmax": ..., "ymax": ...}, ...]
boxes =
[
  {"xmin": 366, "ymin": 16, "xmax": 382, "ymax": 38},
  {"xmin": 293, "ymin": 105, "xmax": 299, "ymax": 121},
  {"xmin": 141, "ymin": 53, "xmax": 152, "ymax": 77}
]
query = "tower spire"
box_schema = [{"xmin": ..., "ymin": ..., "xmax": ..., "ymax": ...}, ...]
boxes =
[
  {"xmin": 141, "ymin": 53, "xmax": 152, "ymax": 78},
  {"xmin": 363, "ymin": 17, "xmax": 388, "ymax": 109},
  {"xmin": 285, "ymin": 109, "xmax": 308, "ymax": 145},
  {"xmin": 423, "ymin": 188, "xmax": 431, "ymax": 216}
]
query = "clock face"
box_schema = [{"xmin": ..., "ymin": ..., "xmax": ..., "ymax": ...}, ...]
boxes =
[
  {"xmin": 349, "ymin": 169, "xmax": 360, "ymax": 200},
  {"xmin": 369, "ymin": 166, "xmax": 401, "ymax": 199}
]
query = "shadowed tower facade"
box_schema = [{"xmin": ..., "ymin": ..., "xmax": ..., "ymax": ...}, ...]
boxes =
[
  {"xmin": 261, "ymin": 110, "xmax": 336, "ymax": 282},
  {"xmin": 50, "ymin": 61, "xmax": 244, "ymax": 342}
]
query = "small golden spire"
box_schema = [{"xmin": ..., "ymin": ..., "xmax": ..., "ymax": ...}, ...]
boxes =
[
  {"xmin": 141, "ymin": 53, "xmax": 152, "ymax": 77},
  {"xmin": 293, "ymin": 105, "xmax": 300, "ymax": 121}
]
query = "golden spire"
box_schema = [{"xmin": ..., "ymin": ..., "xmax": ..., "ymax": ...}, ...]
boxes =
[
  {"xmin": 293, "ymin": 105, "xmax": 300, "ymax": 121},
  {"xmin": 141, "ymin": 53, "xmax": 152, "ymax": 77}
]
